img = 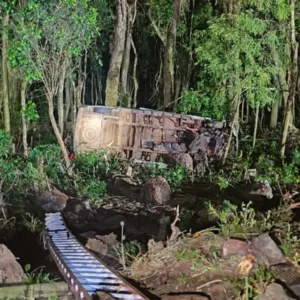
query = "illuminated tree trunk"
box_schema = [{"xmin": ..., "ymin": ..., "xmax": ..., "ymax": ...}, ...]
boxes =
[
  {"xmin": 163, "ymin": 0, "xmax": 181, "ymax": 108},
  {"xmin": 121, "ymin": 2, "xmax": 134, "ymax": 105},
  {"xmin": 281, "ymin": 0, "xmax": 298, "ymax": 158},
  {"xmin": 270, "ymin": 46, "xmax": 288, "ymax": 128},
  {"xmin": 47, "ymin": 93, "xmax": 71, "ymax": 173},
  {"xmin": 2, "ymin": 14, "xmax": 10, "ymax": 133},
  {"xmin": 58, "ymin": 60, "xmax": 67, "ymax": 135},
  {"xmin": 105, "ymin": 0, "xmax": 127, "ymax": 107},
  {"xmin": 21, "ymin": 80, "xmax": 28, "ymax": 156}
]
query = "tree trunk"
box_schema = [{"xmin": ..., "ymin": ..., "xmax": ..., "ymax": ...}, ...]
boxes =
[
  {"xmin": 281, "ymin": 0, "xmax": 298, "ymax": 158},
  {"xmin": 58, "ymin": 60, "xmax": 67, "ymax": 135},
  {"xmin": 47, "ymin": 93, "xmax": 72, "ymax": 173},
  {"xmin": 223, "ymin": 95, "xmax": 240, "ymax": 165},
  {"xmin": 183, "ymin": 0, "xmax": 195, "ymax": 91},
  {"xmin": 131, "ymin": 38, "xmax": 138, "ymax": 108},
  {"xmin": 21, "ymin": 80, "xmax": 28, "ymax": 157},
  {"xmin": 252, "ymin": 104, "xmax": 259, "ymax": 148},
  {"xmin": 82, "ymin": 50, "xmax": 88, "ymax": 105},
  {"xmin": 64, "ymin": 78, "xmax": 71, "ymax": 124},
  {"xmin": 270, "ymin": 46, "xmax": 288, "ymax": 128},
  {"xmin": 2, "ymin": 14, "xmax": 10, "ymax": 133},
  {"xmin": 121, "ymin": 2, "xmax": 134, "ymax": 104},
  {"xmin": 270, "ymin": 100, "xmax": 279, "ymax": 128},
  {"xmin": 163, "ymin": 0, "xmax": 182, "ymax": 108},
  {"xmin": 105, "ymin": 0, "xmax": 127, "ymax": 107}
]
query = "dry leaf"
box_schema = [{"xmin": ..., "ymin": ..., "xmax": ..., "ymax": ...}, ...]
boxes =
[{"xmin": 238, "ymin": 254, "xmax": 255, "ymax": 275}]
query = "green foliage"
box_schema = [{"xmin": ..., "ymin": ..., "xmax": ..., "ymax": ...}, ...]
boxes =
[
  {"xmin": 176, "ymin": 249, "xmax": 200, "ymax": 261},
  {"xmin": 231, "ymin": 266, "xmax": 275, "ymax": 299},
  {"xmin": 206, "ymin": 200, "xmax": 274, "ymax": 238},
  {"xmin": 0, "ymin": 130, "xmax": 12, "ymax": 158},
  {"xmin": 9, "ymin": 0, "xmax": 98, "ymax": 82},
  {"xmin": 77, "ymin": 179, "xmax": 106, "ymax": 206},
  {"xmin": 133, "ymin": 163, "xmax": 188, "ymax": 191},
  {"xmin": 175, "ymin": 89, "xmax": 227, "ymax": 119},
  {"xmin": 254, "ymin": 149, "xmax": 300, "ymax": 185},
  {"xmin": 24, "ymin": 264, "xmax": 52, "ymax": 284},
  {"xmin": 148, "ymin": 0, "xmax": 188, "ymax": 39},
  {"xmin": 123, "ymin": 241, "xmax": 141, "ymax": 258},
  {"xmin": 22, "ymin": 213, "xmax": 43, "ymax": 232},
  {"xmin": 189, "ymin": 1, "xmax": 290, "ymax": 118},
  {"xmin": 23, "ymin": 101, "xmax": 39, "ymax": 122}
]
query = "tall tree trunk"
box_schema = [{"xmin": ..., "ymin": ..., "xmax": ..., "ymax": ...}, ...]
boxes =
[
  {"xmin": 252, "ymin": 104, "xmax": 259, "ymax": 148},
  {"xmin": 47, "ymin": 93, "xmax": 72, "ymax": 173},
  {"xmin": 105, "ymin": 0, "xmax": 127, "ymax": 107},
  {"xmin": 223, "ymin": 95, "xmax": 240, "ymax": 165},
  {"xmin": 270, "ymin": 46, "xmax": 288, "ymax": 128},
  {"xmin": 64, "ymin": 78, "xmax": 71, "ymax": 124},
  {"xmin": 163, "ymin": 0, "xmax": 181, "ymax": 108},
  {"xmin": 2, "ymin": 14, "xmax": 10, "ymax": 133},
  {"xmin": 183, "ymin": 0, "xmax": 195, "ymax": 90},
  {"xmin": 21, "ymin": 80, "xmax": 28, "ymax": 157},
  {"xmin": 82, "ymin": 50, "xmax": 88, "ymax": 105},
  {"xmin": 76, "ymin": 64, "xmax": 84, "ymax": 109},
  {"xmin": 281, "ymin": 0, "xmax": 298, "ymax": 158},
  {"xmin": 131, "ymin": 38, "xmax": 138, "ymax": 108},
  {"xmin": 270, "ymin": 100, "xmax": 279, "ymax": 129},
  {"xmin": 121, "ymin": 2, "xmax": 134, "ymax": 104},
  {"xmin": 58, "ymin": 60, "xmax": 67, "ymax": 135}
]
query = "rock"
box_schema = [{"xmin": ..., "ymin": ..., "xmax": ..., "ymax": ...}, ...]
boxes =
[
  {"xmin": 164, "ymin": 153, "xmax": 194, "ymax": 172},
  {"xmin": 189, "ymin": 232, "xmax": 225, "ymax": 256},
  {"xmin": 142, "ymin": 177, "xmax": 171, "ymax": 205},
  {"xmin": 85, "ymin": 238, "xmax": 108, "ymax": 255},
  {"xmin": 64, "ymin": 198, "xmax": 92, "ymax": 214},
  {"xmin": 249, "ymin": 233, "xmax": 287, "ymax": 267},
  {"xmin": 95, "ymin": 233, "xmax": 118, "ymax": 246},
  {"xmin": 101, "ymin": 215, "xmax": 128, "ymax": 231},
  {"xmin": 202, "ymin": 283, "xmax": 227, "ymax": 300},
  {"xmin": 257, "ymin": 283, "xmax": 295, "ymax": 300},
  {"xmin": 80, "ymin": 231, "xmax": 97, "ymax": 239},
  {"xmin": 250, "ymin": 180, "xmax": 273, "ymax": 199},
  {"xmin": 0, "ymin": 244, "xmax": 24, "ymax": 284},
  {"xmin": 36, "ymin": 187, "xmax": 69, "ymax": 212},
  {"xmin": 107, "ymin": 177, "xmax": 141, "ymax": 201},
  {"xmin": 222, "ymin": 239, "xmax": 248, "ymax": 258}
]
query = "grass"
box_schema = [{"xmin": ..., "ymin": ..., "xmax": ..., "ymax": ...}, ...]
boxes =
[{"xmin": 24, "ymin": 264, "xmax": 54, "ymax": 284}]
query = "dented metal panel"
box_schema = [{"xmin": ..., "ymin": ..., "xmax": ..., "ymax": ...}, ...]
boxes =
[{"xmin": 74, "ymin": 106, "xmax": 227, "ymax": 161}]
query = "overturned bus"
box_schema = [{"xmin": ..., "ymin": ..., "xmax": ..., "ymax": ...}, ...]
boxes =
[{"xmin": 74, "ymin": 106, "xmax": 230, "ymax": 162}]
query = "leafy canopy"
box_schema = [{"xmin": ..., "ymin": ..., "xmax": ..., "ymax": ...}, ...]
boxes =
[{"xmin": 9, "ymin": 0, "xmax": 98, "ymax": 83}]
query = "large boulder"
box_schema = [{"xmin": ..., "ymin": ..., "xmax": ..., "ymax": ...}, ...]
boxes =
[
  {"xmin": 164, "ymin": 153, "xmax": 194, "ymax": 172},
  {"xmin": 35, "ymin": 187, "xmax": 69, "ymax": 213},
  {"xmin": 142, "ymin": 177, "xmax": 171, "ymax": 205},
  {"xmin": 249, "ymin": 233, "xmax": 287, "ymax": 266},
  {"xmin": 0, "ymin": 244, "xmax": 24, "ymax": 284}
]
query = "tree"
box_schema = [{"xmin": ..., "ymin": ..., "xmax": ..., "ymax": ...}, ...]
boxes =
[
  {"xmin": 148, "ymin": 0, "xmax": 184, "ymax": 108},
  {"xmin": 0, "ymin": 1, "xmax": 14, "ymax": 133},
  {"xmin": 10, "ymin": 0, "xmax": 97, "ymax": 170},
  {"xmin": 105, "ymin": 0, "xmax": 127, "ymax": 107},
  {"xmin": 281, "ymin": 0, "xmax": 298, "ymax": 158}
]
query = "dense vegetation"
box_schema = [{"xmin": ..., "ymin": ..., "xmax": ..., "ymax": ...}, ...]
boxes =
[
  {"xmin": 0, "ymin": 0, "xmax": 298, "ymax": 221},
  {"xmin": 1, "ymin": 1, "xmax": 300, "ymax": 298}
]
